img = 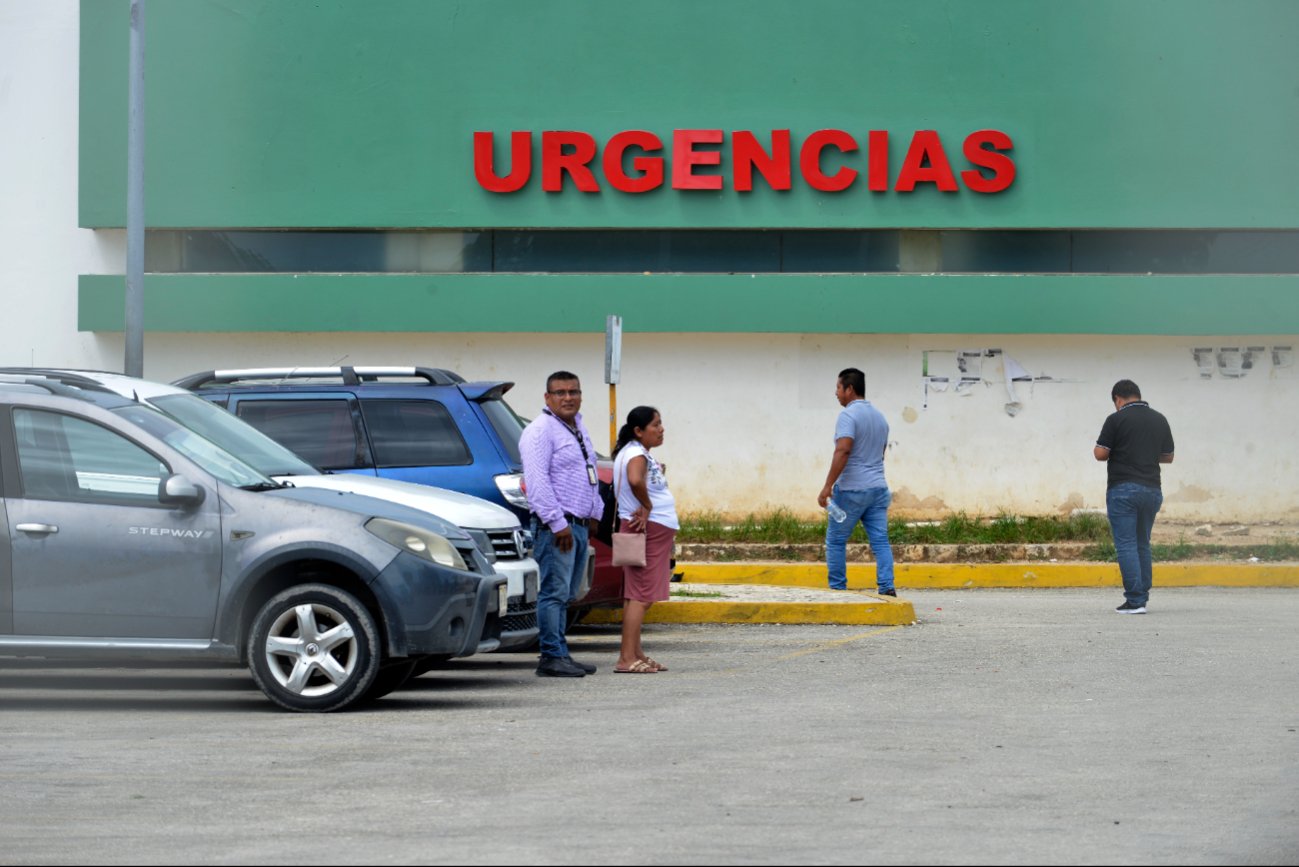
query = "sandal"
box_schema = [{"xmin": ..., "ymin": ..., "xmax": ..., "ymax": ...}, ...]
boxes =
[
  {"xmin": 641, "ymin": 657, "xmax": 667, "ymax": 672},
  {"xmin": 614, "ymin": 660, "xmax": 657, "ymax": 674}
]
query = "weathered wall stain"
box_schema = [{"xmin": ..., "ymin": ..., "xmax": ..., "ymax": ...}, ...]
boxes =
[
  {"xmin": 1165, "ymin": 483, "xmax": 1214, "ymax": 504},
  {"xmin": 891, "ymin": 487, "xmax": 950, "ymax": 515},
  {"xmin": 1056, "ymin": 492, "xmax": 1086, "ymax": 514}
]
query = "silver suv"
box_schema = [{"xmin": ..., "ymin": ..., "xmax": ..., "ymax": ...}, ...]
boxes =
[
  {"xmin": 3, "ymin": 369, "xmax": 540, "ymax": 654},
  {"xmin": 0, "ymin": 373, "xmax": 506, "ymax": 712}
]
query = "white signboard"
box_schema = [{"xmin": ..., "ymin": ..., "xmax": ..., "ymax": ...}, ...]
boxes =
[{"xmin": 605, "ymin": 315, "xmax": 622, "ymax": 384}]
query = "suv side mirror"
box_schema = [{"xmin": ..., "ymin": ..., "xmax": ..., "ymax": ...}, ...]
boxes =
[{"xmin": 159, "ymin": 474, "xmax": 206, "ymax": 508}]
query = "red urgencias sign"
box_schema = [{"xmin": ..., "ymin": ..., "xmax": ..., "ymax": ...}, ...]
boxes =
[{"xmin": 474, "ymin": 129, "xmax": 1015, "ymax": 194}]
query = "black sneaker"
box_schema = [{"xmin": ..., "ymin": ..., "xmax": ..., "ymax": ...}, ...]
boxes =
[
  {"xmin": 566, "ymin": 656, "xmax": 597, "ymax": 675},
  {"xmin": 1115, "ymin": 601, "xmax": 1147, "ymax": 614},
  {"xmin": 536, "ymin": 656, "xmax": 587, "ymax": 677},
  {"xmin": 879, "ymin": 589, "xmax": 898, "ymax": 597}
]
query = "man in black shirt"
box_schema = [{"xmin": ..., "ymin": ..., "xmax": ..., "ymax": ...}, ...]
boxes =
[{"xmin": 1094, "ymin": 380, "xmax": 1175, "ymax": 614}]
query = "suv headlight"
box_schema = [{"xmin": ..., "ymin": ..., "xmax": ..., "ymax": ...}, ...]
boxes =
[
  {"xmin": 365, "ymin": 518, "xmax": 468, "ymax": 571},
  {"xmin": 494, "ymin": 473, "xmax": 529, "ymax": 509}
]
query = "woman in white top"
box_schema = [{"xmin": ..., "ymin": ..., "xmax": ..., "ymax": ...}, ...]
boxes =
[{"xmin": 611, "ymin": 406, "xmax": 679, "ymax": 673}]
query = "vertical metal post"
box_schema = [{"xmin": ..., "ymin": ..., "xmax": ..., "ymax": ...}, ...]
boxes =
[
  {"xmin": 605, "ymin": 315, "xmax": 622, "ymax": 453},
  {"xmin": 609, "ymin": 383, "xmax": 616, "ymax": 455},
  {"xmin": 124, "ymin": 0, "xmax": 146, "ymax": 376}
]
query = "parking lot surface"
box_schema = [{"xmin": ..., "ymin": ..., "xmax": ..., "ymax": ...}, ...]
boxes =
[{"xmin": 2, "ymin": 588, "xmax": 1297, "ymax": 865}]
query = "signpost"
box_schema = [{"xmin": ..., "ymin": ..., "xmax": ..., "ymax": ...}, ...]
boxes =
[
  {"xmin": 125, "ymin": 0, "xmax": 146, "ymax": 376},
  {"xmin": 605, "ymin": 314, "xmax": 622, "ymax": 453}
]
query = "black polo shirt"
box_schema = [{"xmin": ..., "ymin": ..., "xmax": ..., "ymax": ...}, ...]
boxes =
[{"xmin": 1096, "ymin": 401, "xmax": 1174, "ymax": 490}]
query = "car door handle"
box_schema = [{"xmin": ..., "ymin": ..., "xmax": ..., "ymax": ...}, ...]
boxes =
[{"xmin": 16, "ymin": 523, "xmax": 59, "ymax": 535}]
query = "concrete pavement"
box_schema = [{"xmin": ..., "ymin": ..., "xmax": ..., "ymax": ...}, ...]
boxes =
[
  {"xmin": 580, "ymin": 561, "xmax": 1299, "ymax": 626},
  {"xmin": 1, "ymin": 588, "xmax": 1295, "ymax": 865}
]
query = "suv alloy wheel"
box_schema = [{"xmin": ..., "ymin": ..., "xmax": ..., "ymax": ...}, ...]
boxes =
[{"xmin": 248, "ymin": 584, "xmax": 382, "ymax": 713}]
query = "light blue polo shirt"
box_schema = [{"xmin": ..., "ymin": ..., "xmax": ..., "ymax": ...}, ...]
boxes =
[{"xmin": 834, "ymin": 399, "xmax": 888, "ymax": 490}]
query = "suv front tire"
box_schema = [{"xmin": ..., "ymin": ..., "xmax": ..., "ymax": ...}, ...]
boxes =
[{"xmin": 248, "ymin": 583, "xmax": 381, "ymax": 713}]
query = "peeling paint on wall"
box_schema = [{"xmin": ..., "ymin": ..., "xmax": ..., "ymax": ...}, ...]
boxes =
[
  {"xmin": 1191, "ymin": 345, "xmax": 1291, "ymax": 379},
  {"xmin": 922, "ymin": 347, "xmax": 1063, "ymax": 416}
]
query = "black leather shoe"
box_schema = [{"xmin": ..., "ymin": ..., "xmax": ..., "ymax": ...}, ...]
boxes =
[
  {"xmin": 879, "ymin": 589, "xmax": 898, "ymax": 597},
  {"xmin": 566, "ymin": 656, "xmax": 597, "ymax": 675},
  {"xmin": 536, "ymin": 656, "xmax": 586, "ymax": 678}
]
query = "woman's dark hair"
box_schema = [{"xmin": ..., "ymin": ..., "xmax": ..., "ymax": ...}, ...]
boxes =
[{"xmin": 612, "ymin": 405, "xmax": 660, "ymax": 457}]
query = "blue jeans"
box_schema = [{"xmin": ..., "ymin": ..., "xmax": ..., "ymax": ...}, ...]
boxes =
[
  {"xmin": 1106, "ymin": 482, "xmax": 1163, "ymax": 606},
  {"xmin": 826, "ymin": 486, "xmax": 894, "ymax": 592},
  {"xmin": 531, "ymin": 518, "xmax": 589, "ymax": 659}
]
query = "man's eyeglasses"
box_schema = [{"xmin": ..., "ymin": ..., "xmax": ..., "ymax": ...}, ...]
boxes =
[{"xmin": 548, "ymin": 388, "xmax": 582, "ymax": 397}]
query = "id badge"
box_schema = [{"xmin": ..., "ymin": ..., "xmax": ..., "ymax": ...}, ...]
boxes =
[{"xmin": 587, "ymin": 465, "xmax": 598, "ymax": 485}]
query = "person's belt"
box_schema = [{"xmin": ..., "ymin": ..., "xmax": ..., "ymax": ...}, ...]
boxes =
[{"xmin": 531, "ymin": 512, "xmax": 588, "ymax": 527}]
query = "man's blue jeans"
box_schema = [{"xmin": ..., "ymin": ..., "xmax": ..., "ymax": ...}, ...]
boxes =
[
  {"xmin": 531, "ymin": 518, "xmax": 589, "ymax": 659},
  {"xmin": 826, "ymin": 486, "xmax": 894, "ymax": 592},
  {"xmin": 1106, "ymin": 482, "xmax": 1163, "ymax": 606}
]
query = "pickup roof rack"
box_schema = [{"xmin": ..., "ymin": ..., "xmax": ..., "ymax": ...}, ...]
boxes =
[{"xmin": 174, "ymin": 366, "xmax": 466, "ymax": 389}]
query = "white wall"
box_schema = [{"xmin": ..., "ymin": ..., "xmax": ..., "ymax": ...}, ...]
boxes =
[
  {"xmin": 0, "ymin": 1, "xmax": 122, "ymax": 371},
  {"xmin": 136, "ymin": 331, "xmax": 1298, "ymax": 522},
  {"xmin": 3, "ymin": 2, "xmax": 1295, "ymax": 522}
]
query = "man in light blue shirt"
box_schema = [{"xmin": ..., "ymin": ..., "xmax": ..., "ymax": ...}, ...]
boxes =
[{"xmin": 817, "ymin": 367, "xmax": 895, "ymax": 595}]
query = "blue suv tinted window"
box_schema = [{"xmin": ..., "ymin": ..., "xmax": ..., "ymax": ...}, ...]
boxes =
[
  {"xmin": 360, "ymin": 399, "xmax": 471, "ymax": 468},
  {"xmin": 478, "ymin": 399, "xmax": 526, "ymax": 465},
  {"xmin": 235, "ymin": 400, "xmax": 362, "ymax": 470}
]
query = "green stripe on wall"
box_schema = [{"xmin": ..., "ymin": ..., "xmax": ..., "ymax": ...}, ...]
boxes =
[{"xmin": 78, "ymin": 273, "xmax": 1299, "ymax": 334}]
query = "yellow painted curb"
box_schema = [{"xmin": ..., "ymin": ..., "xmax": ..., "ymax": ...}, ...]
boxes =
[
  {"xmin": 583, "ymin": 597, "xmax": 915, "ymax": 626},
  {"xmin": 676, "ymin": 562, "xmax": 1299, "ymax": 589}
]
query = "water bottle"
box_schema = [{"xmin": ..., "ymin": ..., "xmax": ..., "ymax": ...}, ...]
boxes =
[{"xmin": 826, "ymin": 498, "xmax": 847, "ymax": 523}]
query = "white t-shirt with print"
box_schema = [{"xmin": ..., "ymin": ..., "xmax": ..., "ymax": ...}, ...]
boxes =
[{"xmin": 613, "ymin": 442, "xmax": 679, "ymax": 530}]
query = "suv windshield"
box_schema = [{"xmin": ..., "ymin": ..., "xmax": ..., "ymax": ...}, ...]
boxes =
[
  {"xmin": 479, "ymin": 398, "xmax": 526, "ymax": 464},
  {"xmin": 149, "ymin": 393, "xmax": 318, "ymax": 477},
  {"xmin": 112, "ymin": 404, "xmax": 274, "ymax": 488}
]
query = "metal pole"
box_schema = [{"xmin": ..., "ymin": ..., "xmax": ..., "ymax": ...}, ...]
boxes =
[
  {"xmin": 609, "ymin": 383, "xmax": 617, "ymax": 455},
  {"xmin": 604, "ymin": 315, "xmax": 622, "ymax": 453},
  {"xmin": 125, "ymin": 0, "xmax": 146, "ymax": 376}
]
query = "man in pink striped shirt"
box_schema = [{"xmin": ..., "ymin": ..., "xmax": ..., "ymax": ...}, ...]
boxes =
[{"xmin": 519, "ymin": 371, "xmax": 605, "ymax": 677}]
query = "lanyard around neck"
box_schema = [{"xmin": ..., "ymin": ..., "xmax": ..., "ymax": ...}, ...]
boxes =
[{"xmin": 544, "ymin": 409, "xmax": 592, "ymax": 463}]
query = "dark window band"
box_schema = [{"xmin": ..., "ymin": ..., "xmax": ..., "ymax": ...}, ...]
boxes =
[{"xmin": 144, "ymin": 229, "xmax": 1299, "ymax": 276}]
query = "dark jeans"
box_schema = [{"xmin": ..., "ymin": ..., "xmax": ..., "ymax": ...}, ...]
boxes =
[{"xmin": 1107, "ymin": 482, "xmax": 1163, "ymax": 606}]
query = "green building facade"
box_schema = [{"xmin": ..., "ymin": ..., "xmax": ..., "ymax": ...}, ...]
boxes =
[{"xmin": 78, "ymin": 0, "xmax": 1299, "ymax": 336}]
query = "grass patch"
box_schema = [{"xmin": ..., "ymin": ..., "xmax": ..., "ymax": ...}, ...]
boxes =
[
  {"xmin": 1082, "ymin": 537, "xmax": 1299, "ymax": 562},
  {"xmin": 678, "ymin": 509, "xmax": 1112, "ymax": 545},
  {"xmin": 677, "ymin": 510, "xmax": 1299, "ymax": 561},
  {"xmin": 670, "ymin": 589, "xmax": 726, "ymax": 598}
]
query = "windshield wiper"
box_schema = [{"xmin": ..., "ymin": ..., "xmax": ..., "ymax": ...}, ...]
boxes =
[{"xmin": 239, "ymin": 480, "xmax": 290, "ymax": 491}]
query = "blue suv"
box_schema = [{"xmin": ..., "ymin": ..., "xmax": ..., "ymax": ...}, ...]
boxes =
[{"xmin": 174, "ymin": 367, "xmax": 531, "ymax": 513}]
